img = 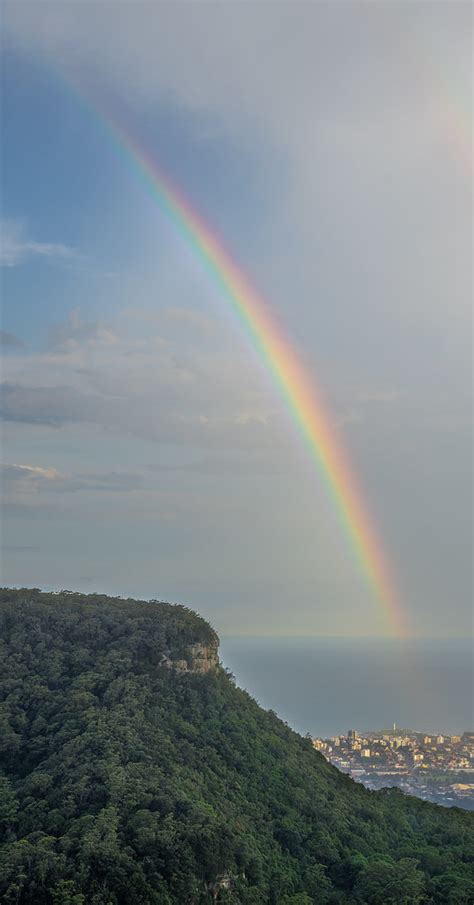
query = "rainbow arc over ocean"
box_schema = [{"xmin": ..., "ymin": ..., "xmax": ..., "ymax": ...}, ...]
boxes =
[{"xmin": 67, "ymin": 89, "xmax": 408, "ymax": 636}]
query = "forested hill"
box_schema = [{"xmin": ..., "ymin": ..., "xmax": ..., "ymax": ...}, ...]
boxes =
[{"xmin": 0, "ymin": 589, "xmax": 473, "ymax": 905}]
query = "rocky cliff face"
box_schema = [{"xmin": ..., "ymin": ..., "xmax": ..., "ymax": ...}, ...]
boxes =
[
  {"xmin": 161, "ymin": 640, "xmax": 219, "ymax": 674},
  {"xmin": 188, "ymin": 642, "xmax": 219, "ymax": 673}
]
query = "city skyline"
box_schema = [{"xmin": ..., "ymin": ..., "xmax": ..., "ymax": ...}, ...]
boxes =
[{"xmin": 313, "ymin": 726, "xmax": 474, "ymax": 809}]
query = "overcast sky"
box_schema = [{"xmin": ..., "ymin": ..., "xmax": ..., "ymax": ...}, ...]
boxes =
[{"xmin": 1, "ymin": 1, "xmax": 471, "ymax": 637}]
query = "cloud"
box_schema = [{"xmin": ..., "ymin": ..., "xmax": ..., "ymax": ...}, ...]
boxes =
[
  {"xmin": 0, "ymin": 382, "xmax": 99, "ymax": 426},
  {"xmin": 0, "ymin": 460, "xmax": 206, "ymax": 532},
  {"xmin": 3, "ymin": 2, "xmax": 469, "ymax": 352},
  {"xmin": 0, "ymin": 377, "xmax": 280, "ymax": 451},
  {"xmin": 0, "ymin": 218, "xmax": 78, "ymax": 267},
  {"xmin": 329, "ymin": 388, "xmax": 401, "ymax": 429},
  {"xmin": 0, "ymin": 309, "xmax": 287, "ymax": 451},
  {"xmin": 1, "ymin": 462, "xmax": 144, "ymax": 497},
  {"xmin": 1, "ymin": 463, "xmax": 61, "ymax": 517},
  {"xmin": 2, "ymin": 6, "xmax": 469, "ymax": 349},
  {"xmin": 3, "ymin": 3, "xmax": 470, "ymax": 173},
  {"xmin": 0, "ymin": 6, "xmax": 450, "ymax": 120},
  {"xmin": 0, "ymin": 330, "xmax": 23, "ymax": 348},
  {"xmin": 356, "ymin": 390, "xmax": 401, "ymax": 405},
  {"xmin": 1, "ymin": 463, "xmax": 59, "ymax": 481},
  {"xmin": 52, "ymin": 471, "xmax": 145, "ymax": 494},
  {"xmin": 48, "ymin": 309, "xmax": 118, "ymax": 351},
  {"xmin": 1, "ymin": 501, "xmax": 52, "ymax": 519},
  {"xmin": 162, "ymin": 307, "xmax": 218, "ymax": 337},
  {"xmin": 1, "ymin": 545, "xmax": 40, "ymax": 553},
  {"xmin": 146, "ymin": 451, "xmax": 287, "ymax": 477}
]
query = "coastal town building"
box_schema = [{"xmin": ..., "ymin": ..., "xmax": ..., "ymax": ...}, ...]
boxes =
[{"xmin": 312, "ymin": 728, "xmax": 474, "ymax": 809}]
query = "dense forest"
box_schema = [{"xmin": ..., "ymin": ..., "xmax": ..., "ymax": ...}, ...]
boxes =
[{"xmin": 0, "ymin": 588, "xmax": 473, "ymax": 904}]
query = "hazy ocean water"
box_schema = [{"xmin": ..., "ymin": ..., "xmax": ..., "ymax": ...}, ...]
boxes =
[{"xmin": 220, "ymin": 637, "xmax": 473, "ymax": 739}]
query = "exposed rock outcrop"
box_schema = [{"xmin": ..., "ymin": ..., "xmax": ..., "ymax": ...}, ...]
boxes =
[
  {"xmin": 188, "ymin": 642, "xmax": 219, "ymax": 673},
  {"xmin": 160, "ymin": 640, "xmax": 219, "ymax": 674}
]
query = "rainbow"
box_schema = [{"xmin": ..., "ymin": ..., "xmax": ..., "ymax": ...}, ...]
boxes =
[{"xmin": 60, "ymin": 80, "xmax": 409, "ymax": 635}]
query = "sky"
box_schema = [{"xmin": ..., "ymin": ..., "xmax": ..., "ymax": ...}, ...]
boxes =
[{"xmin": 1, "ymin": 1, "xmax": 472, "ymax": 638}]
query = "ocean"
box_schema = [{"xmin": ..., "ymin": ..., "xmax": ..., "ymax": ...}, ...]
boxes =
[{"xmin": 220, "ymin": 636, "xmax": 473, "ymax": 739}]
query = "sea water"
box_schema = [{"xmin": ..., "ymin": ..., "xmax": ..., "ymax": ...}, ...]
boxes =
[{"xmin": 220, "ymin": 636, "xmax": 473, "ymax": 738}]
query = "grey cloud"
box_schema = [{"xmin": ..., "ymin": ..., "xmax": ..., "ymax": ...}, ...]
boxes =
[
  {"xmin": 0, "ymin": 378, "xmax": 281, "ymax": 452},
  {"xmin": 0, "ymin": 331, "xmax": 24, "ymax": 348},
  {"xmin": 3, "ymin": 4, "xmax": 469, "ymax": 344},
  {"xmin": 0, "ymin": 382, "xmax": 101, "ymax": 426},
  {"xmin": 52, "ymin": 472, "xmax": 145, "ymax": 494},
  {"xmin": 1, "ymin": 545, "xmax": 40, "ymax": 552},
  {"xmin": 1, "ymin": 462, "xmax": 144, "ymax": 496},
  {"xmin": 162, "ymin": 307, "xmax": 218, "ymax": 338},
  {"xmin": 146, "ymin": 452, "xmax": 287, "ymax": 477},
  {"xmin": 4, "ymin": 3, "xmax": 469, "ymax": 142},
  {"xmin": 0, "ymin": 310, "xmax": 284, "ymax": 451},
  {"xmin": 1, "ymin": 501, "xmax": 55, "ymax": 519},
  {"xmin": 1, "ymin": 463, "xmax": 59, "ymax": 483}
]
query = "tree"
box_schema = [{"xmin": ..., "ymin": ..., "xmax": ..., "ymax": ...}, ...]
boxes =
[{"xmin": 354, "ymin": 858, "xmax": 426, "ymax": 904}]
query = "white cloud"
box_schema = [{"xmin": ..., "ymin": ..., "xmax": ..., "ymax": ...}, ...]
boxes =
[{"xmin": 0, "ymin": 219, "xmax": 78, "ymax": 267}]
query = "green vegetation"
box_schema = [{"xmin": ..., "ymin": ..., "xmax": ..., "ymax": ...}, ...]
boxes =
[{"xmin": 0, "ymin": 588, "xmax": 473, "ymax": 904}]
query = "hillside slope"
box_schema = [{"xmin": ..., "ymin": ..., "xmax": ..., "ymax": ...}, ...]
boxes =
[{"xmin": 0, "ymin": 588, "xmax": 472, "ymax": 904}]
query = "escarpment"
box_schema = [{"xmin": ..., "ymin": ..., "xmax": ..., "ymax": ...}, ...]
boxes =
[{"xmin": 1, "ymin": 587, "xmax": 473, "ymax": 905}]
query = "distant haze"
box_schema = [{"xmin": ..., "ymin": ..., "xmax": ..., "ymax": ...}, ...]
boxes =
[{"xmin": 221, "ymin": 637, "xmax": 474, "ymax": 738}]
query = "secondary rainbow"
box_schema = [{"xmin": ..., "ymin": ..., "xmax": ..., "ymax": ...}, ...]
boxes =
[{"xmin": 62, "ymin": 84, "xmax": 408, "ymax": 635}]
